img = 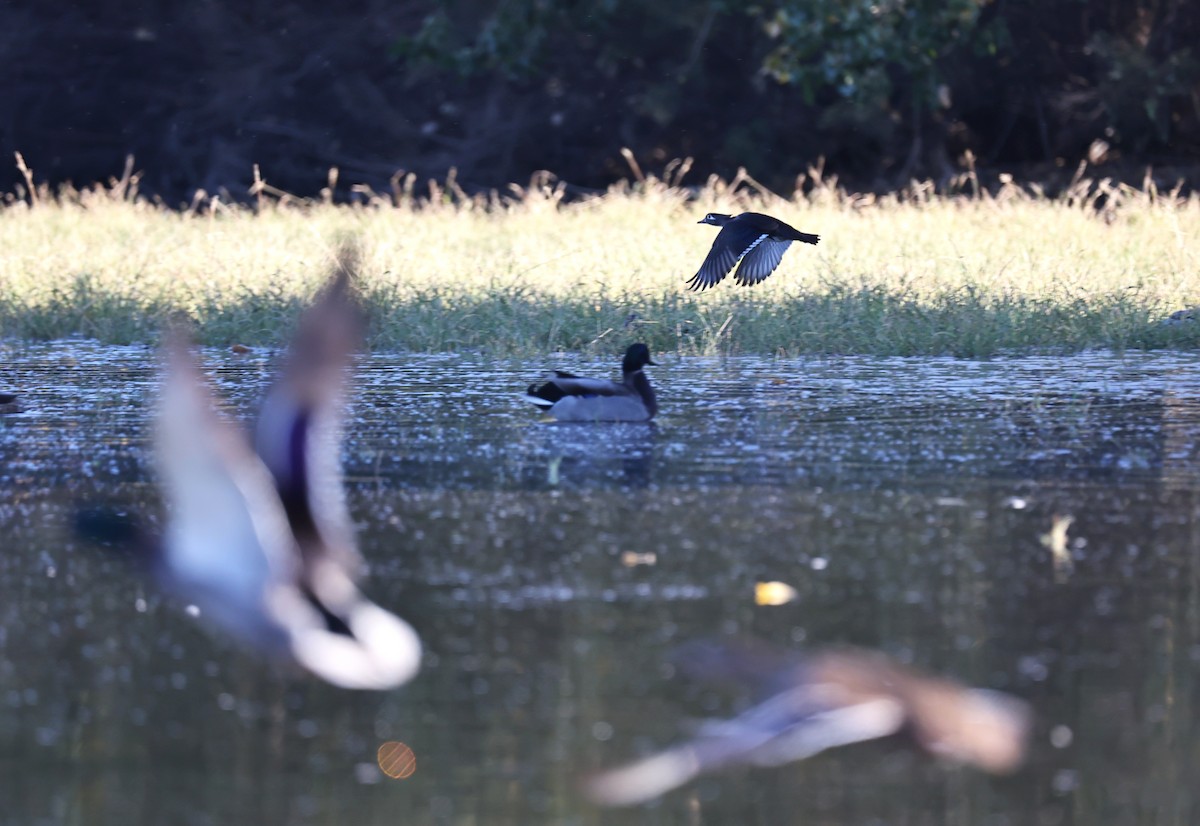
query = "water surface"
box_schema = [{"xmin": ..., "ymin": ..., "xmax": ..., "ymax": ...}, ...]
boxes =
[{"xmin": 2, "ymin": 342, "xmax": 1199, "ymax": 825}]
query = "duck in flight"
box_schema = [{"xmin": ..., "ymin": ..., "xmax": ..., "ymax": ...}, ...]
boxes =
[
  {"xmin": 77, "ymin": 249, "xmax": 422, "ymax": 690},
  {"xmin": 525, "ymin": 343, "xmax": 658, "ymax": 422},
  {"xmin": 687, "ymin": 212, "xmax": 820, "ymax": 291},
  {"xmin": 584, "ymin": 639, "xmax": 1031, "ymax": 806}
]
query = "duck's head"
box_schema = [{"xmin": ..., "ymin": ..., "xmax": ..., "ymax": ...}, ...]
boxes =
[
  {"xmin": 622, "ymin": 343, "xmax": 656, "ymax": 373},
  {"xmin": 698, "ymin": 213, "xmax": 734, "ymax": 227}
]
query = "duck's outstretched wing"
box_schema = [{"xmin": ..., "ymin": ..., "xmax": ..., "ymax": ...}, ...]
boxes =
[
  {"xmin": 733, "ymin": 238, "xmax": 793, "ymax": 286},
  {"xmin": 250, "ymin": 252, "xmax": 423, "ymax": 689},
  {"xmin": 255, "ymin": 251, "xmax": 363, "ymax": 579},
  {"xmin": 585, "ymin": 641, "xmax": 1031, "ymax": 806},
  {"xmin": 161, "ymin": 305, "xmax": 421, "ymax": 690},
  {"xmin": 583, "ymin": 685, "xmax": 905, "ymax": 806},
  {"xmin": 687, "ymin": 224, "xmax": 770, "ymax": 291},
  {"xmin": 157, "ymin": 336, "xmax": 302, "ymax": 631}
]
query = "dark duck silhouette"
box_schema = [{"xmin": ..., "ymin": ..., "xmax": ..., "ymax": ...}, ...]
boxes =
[
  {"xmin": 76, "ymin": 248, "xmax": 421, "ymax": 690},
  {"xmin": 584, "ymin": 639, "xmax": 1031, "ymax": 806},
  {"xmin": 687, "ymin": 212, "xmax": 820, "ymax": 291},
  {"xmin": 525, "ymin": 343, "xmax": 658, "ymax": 422}
]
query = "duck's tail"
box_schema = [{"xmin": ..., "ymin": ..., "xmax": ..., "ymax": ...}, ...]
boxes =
[{"xmin": 526, "ymin": 380, "xmax": 565, "ymax": 408}]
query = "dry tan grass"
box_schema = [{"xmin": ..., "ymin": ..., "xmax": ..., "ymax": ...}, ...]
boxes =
[{"xmin": 1, "ymin": 164, "xmax": 1198, "ymax": 355}]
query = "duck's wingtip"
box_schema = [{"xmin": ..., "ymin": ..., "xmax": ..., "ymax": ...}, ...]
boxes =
[
  {"xmin": 581, "ymin": 747, "xmax": 703, "ymax": 807},
  {"xmin": 523, "ymin": 390, "xmax": 556, "ymax": 409},
  {"xmin": 289, "ymin": 603, "xmax": 424, "ymax": 691}
]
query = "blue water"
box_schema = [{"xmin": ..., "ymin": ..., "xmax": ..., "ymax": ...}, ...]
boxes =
[{"xmin": 2, "ymin": 342, "xmax": 1199, "ymax": 825}]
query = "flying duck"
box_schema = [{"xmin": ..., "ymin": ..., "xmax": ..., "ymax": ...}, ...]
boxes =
[
  {"xmin": 78, "ymin": 251, "xmax": 422, "ymax": 690},
  {"xmin": 525, "ymin": 343, "xmax": 658, "ymax": 422},
  {"xmin": 584, "ymin": 639, "xmax": 1031, "ymax": 806},
  {"xmin": 687, "ymin": 212, "xmax": 820, "ymax": 291}
]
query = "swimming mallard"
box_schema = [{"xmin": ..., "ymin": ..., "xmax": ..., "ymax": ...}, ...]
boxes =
[{"xmin": 526, "ymin": 343, "xmax": 658, "ymax": 422}]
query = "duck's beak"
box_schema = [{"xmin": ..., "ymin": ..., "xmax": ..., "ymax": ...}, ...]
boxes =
[{"xmin": 696, "ymin": 218, "xmax": 706, "ymax": 224}]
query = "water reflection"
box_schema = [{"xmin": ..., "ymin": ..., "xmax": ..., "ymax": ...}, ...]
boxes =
[{"xmin": 2, "ymin": 343, "xmax": 1200, "ymax": 824}]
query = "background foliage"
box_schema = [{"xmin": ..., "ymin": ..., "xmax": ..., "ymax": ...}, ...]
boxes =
[{"xmin": 1, "ymin": 0, "xmax": 1198, "ymax": 201}]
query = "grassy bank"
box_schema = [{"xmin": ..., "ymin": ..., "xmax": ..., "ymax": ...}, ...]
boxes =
[{"xmin": 1, "ymin": 168, "xmax": 1198, "ymax": 357}]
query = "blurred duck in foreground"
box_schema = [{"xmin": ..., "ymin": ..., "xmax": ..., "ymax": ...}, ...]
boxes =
[
  {"xmin": 78, "ymin": 248, "xmax": 421, "ymax": 690},
  {"xmin": 525, "ymin": 343, "xmax": 658, "ymax": 422},
  {"xmin": 584, "ymin": 639, "xmax": 1031, "ymax": 807}
]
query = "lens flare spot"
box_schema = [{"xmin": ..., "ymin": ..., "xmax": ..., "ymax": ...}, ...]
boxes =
[{"xmin": 377, "ymin": 741, "xmax": 417, "ymax": 779}]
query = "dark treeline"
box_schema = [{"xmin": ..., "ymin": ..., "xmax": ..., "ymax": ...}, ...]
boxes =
[{"xmin": 3, "ymin": 0, "xmax": 1199, "ymax": 202}]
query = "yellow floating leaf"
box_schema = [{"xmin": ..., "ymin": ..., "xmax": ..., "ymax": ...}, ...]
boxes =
[{"xmin": 755, "ymin": 581, "xmax": 798, "ymax": 606}]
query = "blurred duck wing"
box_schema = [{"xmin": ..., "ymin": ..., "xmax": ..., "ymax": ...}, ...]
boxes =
[
  {"xmin": 156, "ymin": 338, "xmax": 301, "ymax": 629},
  {"xmin": 586, "ymin": 641, "xmax": 1030, "ymax": 806},
  {"xmin": 583, "ymin": 681, "xmax": 905, "ymax": 806},
  {"xmin": 255, "ymin": 254, "xmax": 364, "ymax": 578}
]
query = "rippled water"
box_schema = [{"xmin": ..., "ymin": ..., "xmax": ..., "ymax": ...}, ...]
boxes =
[{"xmin": 2, "ymin": 342, "xmax": 1200, "ymax": 825}]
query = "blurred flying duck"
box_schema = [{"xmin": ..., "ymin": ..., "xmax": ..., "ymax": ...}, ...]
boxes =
[
  {"xmin": 687, "ymin": 212, "xmax": 820, "ymax": 291},
  {"xmin": 77, "ymin": 248, "xmax": 421, "ymax": 691},
  {"xmin": 526, "ymin": 343, "xmax": 658, "ymax": 422},
  {"xmin": 584, "ymin": 639, "xmax": 1031, "ymax": 806}
]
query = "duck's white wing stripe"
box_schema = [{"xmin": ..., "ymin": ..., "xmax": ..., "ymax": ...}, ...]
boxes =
[
  {"xmin": 736, "ymin": 233, "xmax": 770, "ymax": 259},
  {"xmin": 734, "ymin": 238, "xmax": 792, "ymax": 285}
]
